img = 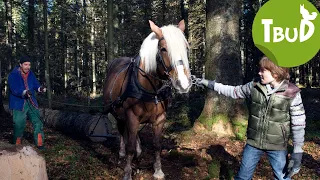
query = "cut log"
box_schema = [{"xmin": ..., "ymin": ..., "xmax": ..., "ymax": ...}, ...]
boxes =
[
  {"xmin": 3, "ymin": 105, "xmax": 117, "ymax": 142},
  {"xmin": 0, "ymin": 142, "xmax": 48, "ymax": 180}
]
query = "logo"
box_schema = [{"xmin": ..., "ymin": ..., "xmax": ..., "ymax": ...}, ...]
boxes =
[{"xmin": 252, "ymin": 0, "xmax": 320, "ymax": 67}]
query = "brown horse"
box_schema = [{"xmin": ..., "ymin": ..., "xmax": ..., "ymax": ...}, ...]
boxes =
[{"xmin": 103, "ymin": 20, "xmax": 191, "ymax": 180}]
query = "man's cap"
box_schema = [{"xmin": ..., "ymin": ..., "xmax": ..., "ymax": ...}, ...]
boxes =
[{"xmin": 20, "ymin": 55, "xmax": 31, "ymax": 64}]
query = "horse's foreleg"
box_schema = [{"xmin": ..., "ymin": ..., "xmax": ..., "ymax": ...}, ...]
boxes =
[
  {"xmin": 123, "ymin": 111, "xmax": 140, "ymax": 180},
  {"xmin": 152, "ymin": 114, "xmax": 165, "ymax": 179},
  {"xmin": 136, "ymin": 135, "xmax": 142, "ymax": 157},
  {"xmin": 117, "ymin": 121, "xmax": 126, "ymax": 158},
  {"xmin": 119, "ymin": 135, "xmax": 126, "ymax": 158}
]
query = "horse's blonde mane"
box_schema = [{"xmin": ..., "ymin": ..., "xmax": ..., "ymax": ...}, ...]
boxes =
[{"xmin": 139, "ymin": 25, "xmax": 190, "ymax": 73}]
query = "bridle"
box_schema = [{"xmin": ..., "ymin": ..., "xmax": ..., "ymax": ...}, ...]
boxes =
[{"xmin": 156, "ymin": 37, "xmax": 184, "ymax": 78}]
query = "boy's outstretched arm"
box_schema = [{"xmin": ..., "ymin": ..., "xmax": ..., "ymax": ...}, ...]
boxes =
[{"xmin": 193, "ymin": 76, "xmax": 253, "ymax": 99}]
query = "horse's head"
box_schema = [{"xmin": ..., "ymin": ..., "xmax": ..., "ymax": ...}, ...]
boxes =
[{"xmin": 140, "ymin": 20, "xmax": 192, "ymax": 93}]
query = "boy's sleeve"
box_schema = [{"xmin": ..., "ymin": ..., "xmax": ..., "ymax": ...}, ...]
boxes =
[
  {"xmin": 290, "ymin": 92, "xmax": 306, "ymax": 153},
  {"xmin": 213, "ymin": 81, "xmax": 253, "ymax": 99}
]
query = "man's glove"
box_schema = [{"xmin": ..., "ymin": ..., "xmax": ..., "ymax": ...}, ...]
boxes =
[
  {"xmin": 287, "ymin": 153, "xmax": 303, "ymax": 178},
  {"xmin": 23, "ymin": 90, "xmax": 32, "ymax": 98},
  {"xmin": 39, "ymin": 86, "xmax": 47, "ymax": 93}
]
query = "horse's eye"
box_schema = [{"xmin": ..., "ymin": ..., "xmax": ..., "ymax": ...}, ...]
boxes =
[{"xmin": 160, "ymin": 48, "xmax": 167, "ymax": 52}]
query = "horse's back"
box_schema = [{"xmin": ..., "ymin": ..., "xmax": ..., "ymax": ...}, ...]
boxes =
[{"xmin": 103, "ymin": 57, "xmax": 132, "ymax": 106}]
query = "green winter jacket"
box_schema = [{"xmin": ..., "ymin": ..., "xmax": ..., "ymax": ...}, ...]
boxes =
[{"xmin": 246, "ymin": 80, "xmax": 300, "ymax": 150}]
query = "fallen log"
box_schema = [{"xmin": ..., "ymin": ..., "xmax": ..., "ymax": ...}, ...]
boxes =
[
  {"xmin": 0, "ymin": 142, "xmax": 48, "ymax": 180},
  {"xmin": 3, "ymin": 105, "xmax": 117, "ymax": 142}
]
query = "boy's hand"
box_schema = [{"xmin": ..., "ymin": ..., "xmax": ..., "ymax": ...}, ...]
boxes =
[{"xmin": 191, "ymin": 76, "xmax": 210, "ymax": 88}]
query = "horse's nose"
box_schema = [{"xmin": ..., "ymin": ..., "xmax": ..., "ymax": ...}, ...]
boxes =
[
  {"xmin": 176, "ymin": 78, "xmax": 191, "ymax": 93},
  {"xmin": 176, "ymin": 65, "xmax": 190, "ymax": 90}
]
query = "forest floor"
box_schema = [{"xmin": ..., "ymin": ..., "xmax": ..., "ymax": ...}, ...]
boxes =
[{"xmin": 0, "ymin": 88, "xmax": 319, "ymax": 180}]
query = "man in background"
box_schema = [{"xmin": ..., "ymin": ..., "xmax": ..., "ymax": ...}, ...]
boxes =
[{"xmin": 8, "ymin": 55, "xmax": 46, "ymax": 149}]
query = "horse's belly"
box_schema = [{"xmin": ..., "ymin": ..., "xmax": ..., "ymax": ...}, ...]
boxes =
[{"xmin": 120, "ymin": 98, "xmax": 167, "ymax": 122}]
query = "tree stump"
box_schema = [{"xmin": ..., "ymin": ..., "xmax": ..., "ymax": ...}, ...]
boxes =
[{"xmin": 0, "ymin": 142, "xmax": 48, "ymax": 180}]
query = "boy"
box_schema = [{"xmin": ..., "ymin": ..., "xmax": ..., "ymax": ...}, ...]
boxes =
[{"xmin": 195, "ymin": 56, "xmax": 305, "ymax": 179}]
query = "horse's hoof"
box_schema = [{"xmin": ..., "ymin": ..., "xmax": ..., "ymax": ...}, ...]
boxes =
[
  {"xmin": 153, "ymin": 171, "xmax": 165, "ymax": 180},
  {"xmin": 122, "ymin": 175, "xmax": 132, "ymax": 180}
]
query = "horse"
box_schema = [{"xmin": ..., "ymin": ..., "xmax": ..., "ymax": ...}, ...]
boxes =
[{"xmin": 103, "ymin": 20, "xmax": 192, "ymax": 180}]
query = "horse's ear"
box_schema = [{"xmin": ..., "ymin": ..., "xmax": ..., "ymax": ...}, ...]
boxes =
[
  {"xmin": 149, "ymin": 20, "xmax": 163, "ymax": 39},
  {"xmin": 177, "ymin": 19, "xmax": 185, "ymax": 32}
]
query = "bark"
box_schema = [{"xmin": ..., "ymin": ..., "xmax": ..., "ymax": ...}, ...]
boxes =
[
  {"xmin": 107, "ymin": 0, "xmax": 114, "ymax": 63},
  {"xmin": 0, "ymin": 60, "xmax": 4, "ymax": 114},
  {"xmin": 180, "ymin": 0, "xmax": 189, "ymax": 37},
  {"xmin": 43, "ymin": 0, "xmax": 52, "ymax": 109},
  {"xmin": 58, "ymin": 0, "xmax": 68, "ymax": 97},
  {"xmin": 91, "ymin": 16, "xmax": 96, "ymax": 97},
  {"xmin": 188, "ymin": 0, "xmax": 206, "ymax": 77},
  {"xmin": 28, "ymin": 0, "xmax": 35, "ymax": 57},
  {"xmin": 83, "ymin": 0, "xmax": 91, "ymax": 106},
  {"xmin": 196, "ymin": 0, "xmax": 246, "ymax": 137},
  {"xmin": 4, "ymin": 0, "xmax": 13, "ymax": 96}
]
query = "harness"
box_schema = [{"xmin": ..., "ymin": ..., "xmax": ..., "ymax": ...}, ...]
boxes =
[
  {"xmin": 106, "ymin": 36, "xmax": 187, "ymax": 111},
  {"xmin": 119, "ymin": 55, "xmax": 172, "ymax": 105}
]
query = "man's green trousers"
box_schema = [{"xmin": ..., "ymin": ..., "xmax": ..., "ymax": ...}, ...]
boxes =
[{"xmin": 13, "ymin": 100, "xmax": 44, "ymax": 147}]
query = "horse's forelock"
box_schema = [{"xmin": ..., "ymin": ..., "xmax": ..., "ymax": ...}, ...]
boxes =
[
  {"xmin": 161, "ymin": 25, "xmax": 190, "ymax": 71},
  {"xmin": 139, "ymin": 32, "xmax": 159, "ymax": 73}
]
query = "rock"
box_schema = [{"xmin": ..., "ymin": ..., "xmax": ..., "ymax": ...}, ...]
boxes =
[{"xmin": 0, "ymin": 142, "xmax": 48, "ymax": 180}]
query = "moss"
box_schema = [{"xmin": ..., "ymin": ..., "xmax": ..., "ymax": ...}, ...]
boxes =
[
  {"xmin": 198, "ymin": 114, "xmax": 230, "ymax": 130},
  {"xmin": 232, "ymin": 120, "xmax": 248, "ymax": 141},
  {"xmin": 197, "ymin": 113, "xmax": 248, "ymax": 141},
  {"xmin": 208, "ymin": 159, "xmax": 220, "ymax": 178}
]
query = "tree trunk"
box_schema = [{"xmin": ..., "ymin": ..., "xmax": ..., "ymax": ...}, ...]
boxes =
[
  {"xmin": 28, "ymin": 0, "xmax": 35, "ymax": 58},
  {"xmin": 107, "ymin": 0, "xmax": 114, "ymax": 63},
  {"xmin": 195, "ymin": 0, "xmax": 247, "ymax": 139},
  {"xmin": 152, "ymin": 0, "xmax": 165, "ymax": 25},
  {"xmin": 2, "ymin": 105, "xmax": 114, "ymax": 142},
  {"xmin": 188, "ymin": 0, "xmax": 206, "ymax": 77},
  {"xmin": 59, "ymin": 1, "xmax": 68, "ymax": 97},
  {"xmin": 43, "ymin": 0, "xmax": 52, "ymax": 109},
  {"xmin": 4, "ymin": 0, "xmax": 13, "ymax": 96},
  {"xmin": 180, "ymin": 0, "xmax": 189, "ymax": 37},
  {"xmin": 0, "ymin": 59, "xmax": 4, "ymax": 114},
  {"xmin": 0, "ymin": 143, "xmax": 48, "ymax": 180},
  {"xmin": 83, "ymin": 0, "xmax": 91, "ymax": 106},
  {"xmin": 91, "ymin": 19, "xmax": 97, "ymax": 97},
  {"xmin": 74, "ymin": 1, "xmax": 81, "ymax": 92}
]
